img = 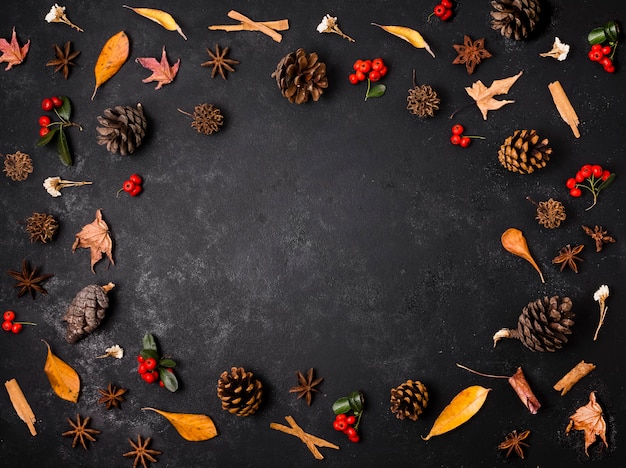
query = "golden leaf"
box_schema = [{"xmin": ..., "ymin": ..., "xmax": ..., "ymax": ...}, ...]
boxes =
[
  {"xmin": 566, "ymin": 391, "xmax": 608, "ymax": 456},
  {"xmin": 142, "ymin": 407, "xmax": 218, "ymax": 441},
  {"xmin": 72, "ymin": 209, "xmax": 114, "ymax": 273},
  {"xmin": 422, "ymin": 386, "xmax": 490, "ymax": 440},
  {"xmin": 42, "ymin": 340, "xmax": 80, "ymax": 403},
  {"xmin": 371, "ymin": 23, "xmax": 434, "ymax": 57},
  {"xmin": 465, "ymin": 71, "xmax": 523, "ymax": 120},
  {"xmin": 92, "ymin": 31, "xmax": 129, "ymax": 100},
  {"xmin": 123, "ymin": 5, "xmax": 187, "ymax": 40},
  {"xmin": 501, "ymin": 228, "xmax": 544, "ymax": 283}
]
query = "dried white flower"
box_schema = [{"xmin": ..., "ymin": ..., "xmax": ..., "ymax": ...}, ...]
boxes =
[
  {"xmin": 43, "ymin": 176, "xmax": 92, "ymax": 197},
  {"xmin": 593, "ymin": 285, "xmax": 609, "ymax": 341},
  {"xmin": 539, "ymin": 37, "xmax": 570, "ymax": 61},
  {"xmin": 97, "ymin": 345, "xmax": 124, "ymax": 359},
  {"xmin": 316, "ymin": 14, "xmax": 355, "ymax": 42},
  {"xmin": 44, "ymin": 4, "xmax": 83, "ymax": 32}
]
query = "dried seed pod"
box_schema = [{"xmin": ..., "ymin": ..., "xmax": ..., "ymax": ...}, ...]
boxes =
[
  {"xmin": 63, "ymin": 283, "xmax": 114, "ymax": 343},
  {"xmin": 25, "ymin": 212, "xmax": 58, "ymax": 243},
  {"xmin": 527, "ymin": 197, "xmax": 566, "ymax": 229}
]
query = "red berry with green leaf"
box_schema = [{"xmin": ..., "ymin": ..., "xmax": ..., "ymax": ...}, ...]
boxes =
[{"xmin": 138, "ymin": 333, "xmax": 179, "ymax": 392}]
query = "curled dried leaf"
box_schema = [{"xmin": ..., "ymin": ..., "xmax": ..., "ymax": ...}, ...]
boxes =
[
  {"xmin": 501, "ymin": 228, "xmax": 544, "ymax": 283},
  {"xmin": 71, "ymin": 209, "xmax": 114, "ymax": 273},
  {"xmin": 566, "ymin": 391, "xmax": 608, "ymax": 456},
  {"xmin": 554, "ymin": 361, "xmax": 596, "ymax": 396}
]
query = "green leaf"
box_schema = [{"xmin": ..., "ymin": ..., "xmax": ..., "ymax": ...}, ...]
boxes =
[
  {"xmin": 332, "ymin": 397, "xmax": 351, "ymax": 415},
  {"xmin": 56, "ymin": 96, "xmax": 71, "ymax": 122},
  {"xmin": 604, "ymin": 21, "xmax": 620, "ymax": 43},
  {"xmin": 36, "ymin": 127, "xmax": 58, "ymax": 147},
  {"xmin": 142, "ymin": 333, "xmax": 157, "ymax": 351},
  {"xmin": 348, "ymin": 390, "xmax": 365, "ymax": 413},
  {"xmin": 57, "ymin": 129, "xmax": 72, "ymax": 166},
  {"xmin": 160, "ymin": 368, "xmax": 179, "ymax": 392},
  {"xmin": 140, "ymin": 349, "xmax": 159, "ymax": 360},
  {"xmin": 159, "ymin": 359, "xmax": 176, "ymax": 368},
  {"xmin": 588, "ymin": 27, "xmax": 607, "ymax": 45},
  {"xmin": 598, "ymin": 172, "xmax": 615, "ymax": 191},
  {"xmin": 365, "ymin": 83, "xmax": 386, "ymax": 100}
]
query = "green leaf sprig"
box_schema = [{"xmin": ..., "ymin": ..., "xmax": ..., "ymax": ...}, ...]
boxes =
[
  {"xmin": 140, "ymin": 333, "xmax": 179, "ymax": 392},
  {"xmin": 36, "ymin": 96, "xmax": 82, "ymax": 166},
  {"xmin": 588, "ymin": 20, "xmax": 620, "ymax": 59},
  {"xmin": 364, "ymin": 79, "xmax": 386, "ymax": 101},
  {"xmin": 332, "ymin": 390, "xmax": 365, "ymax": 429},
  {"xmin": 580, "ymin": 172, "xmax": 615, "ymax": 211}
]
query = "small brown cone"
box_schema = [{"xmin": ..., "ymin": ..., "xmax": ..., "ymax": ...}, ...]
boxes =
[
  {"xmin": 498, "ymin": 129, "xmax": 552, "ymax": 174},
  {"xmin": 390, "ymin": 380, "xmax": 428, "ymax": 421},
  {"xmin": 26, "ymin": 212, "xmax": 58, "ymax": 243},
  {"xmin": 529, "ymin": 197, "xmax": 566, "ymax": 229},
  {"xmin": 271, "ymin": 48, "xmax": 328, "ymax": 104},
  {"xmin": 96, "ymin": 103, "xmax": 147, "ymax": 155},
  {"xmin": 490, "ymin": 0, "xmax": 542, "ymax": 40},
  {"xmin": 217, "ymin": 367, "xmax": 263, "ymax": 416}
]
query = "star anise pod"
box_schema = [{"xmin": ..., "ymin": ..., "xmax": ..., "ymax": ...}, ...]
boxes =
[
  {"xmin": 46, "ymin": 41, "xmax": 80, "ymax": 79},
  {"xmin": 7, "ymin": 259, "xmax": 54, "ymax": 299},
  {"xmin": 289, "ymin": 368, "xmax": 323, "ymax": 406},
  {"xmin": 98, "ymin": 383, "xmax": 127, "ymax": 409},
  {"xmin": 498, "ymin": 429, "xmax": 530, "ymax": 458},
  {"xmin": 201, "ymin": 44, "xmax": 239, "ymax": 80},
  {"xmin": 452, "ymin": 35, "xmax": 492, "ymax": 75},
  {"xmin": 123, "ymin": 434, "xmax": 161, "ymax": 468},
  {"xmin": 62, "ymin": 414, "xmax": 101, "ymax": 449},
  {"xmin": 582, "ymin": 225, "xmax": 616, "ymax": 252},
  {"xmin": 552, "ymin": 244, "xmax": 585, "ymax": 273}
]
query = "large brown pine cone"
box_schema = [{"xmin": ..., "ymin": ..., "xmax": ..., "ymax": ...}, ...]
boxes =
[
  {"xmin": 390, "ymin": 380, "xmax": 429, "ymax": 421},
  {"xmin": 498, "ymin": 129, "xmax": 552, "ymax": 174},
  {"xmin": 217, "ymin": 367, "xmax": 263, "ymax": 416},
  {"xmin": 493, "ymin": 295, "xmax": 574, "ymax": 352},
  {"xmin": 96, "ymin": 103, "xmax": 147, "ymax": 155},
  {"xmin": 271, "ymin": 48, "xmax": 328, "ymax": 104},
  {"xmin": 63, "ymin": 283, "xmax": 114, "ymax": 344},
  {"xmin": 490, "ymin": 0, "xmax": 541, "ymax": 40}
]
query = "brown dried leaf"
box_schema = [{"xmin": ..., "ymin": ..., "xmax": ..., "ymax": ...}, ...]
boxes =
[
  {"xmin": 465, "ymin": 71, "xmax": 523, "ymax": 120},
  {"xmin": 0, "ymin": 27, "xmax": 30, "ymax": 71},
  {"xmin": 136, "ymin": 46, "xmax": 180, "ymax": 90},
  {"xmin": 566, "ymin": 391, "xmax": 608, "ymax": 456},
  {"xmin": 42, "ymin": 340, "xmax": 80, "ymax": 403},
  {"xmin": 501, "ymin": 228, "xmax": 544, "ymax": 283},
  {"xmin": 72, "ymin": 209, "xmax": 114, "ymax": 273}
]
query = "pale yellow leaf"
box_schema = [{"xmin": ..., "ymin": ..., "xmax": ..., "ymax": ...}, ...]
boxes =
[{"xmin": 143, "ymin": 407, "xmax": 218, "ymax": 441}]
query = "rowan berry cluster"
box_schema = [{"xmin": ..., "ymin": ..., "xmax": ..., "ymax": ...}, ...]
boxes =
[
  {"xmin": 565, "ymin": 164, "xmax": 614, "ymax": 210},
  {"xmin": 1, "ymin": 310, "xmax": 36, "ymax": 334},
  {"xmin": 449, "ymin": 123, "xmax": 485, "ymax": 148},
  {"xmin": 119, "ymin": 173, "xmax": 143, "ymax": 197},
  {"xmin": 38, "ymin": 96, "xmax": 63, "ymax": 137},
  {"xmin": 431, "ymin": 0, "xmax": 454, "ymax": 21},
  {"xmin": 348, "ymin": 58, "xmax": 388, "ymax": 84}
]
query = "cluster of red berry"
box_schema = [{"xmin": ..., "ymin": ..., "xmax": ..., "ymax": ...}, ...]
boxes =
[
  {"xmin": 588, "ymin": 44, "xmax": 616, "ymax": 73},
  {"xmin": 332, "ymin": 413, "xmax": 360, "ymax": 443},
  {"xmin": 120, "ymin": 173, "xmax": 143, "ymax": 197},
  {"xmin": 136, "ymin": 355, "xmax": 174, "ymax": 387},
  {"xmin": 566, "ymin": 164, "xmax": 611, "ymax": 197},
  {"xmin": 348, "ymin": 58, "xmax": 388, "ymax": 84},
  {"xmin": 1, "ymin": 310, "xmax": 35, "ymax": 334},
  {"xmin": 432, "ymin": 0, "xmax": 454, "ymax": 21},
  {"xmin": 449, "ymin": 123, "xmax": 484, "ymax": 148},
  {"xmin": 38, "ymin": 96, "xmax": 64, "ymax": 137}
]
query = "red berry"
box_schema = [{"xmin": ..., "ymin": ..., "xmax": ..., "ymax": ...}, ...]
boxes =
[
  {"xmin": 600, "ymin": 57, "xmax": 612, "ymax": 68},
  {"xmin": 51, "ymin": 96, "xmax": 63, "ymax": 108},
  {"xmin": 368, "ymin": 70, "xmax": 381, "ymax": 82},
  {"xmin": 138, "ymin": 363, "xmax": 148, "ymax": 374},
  {"xmin": 129, "ymin": 173, "xmax": 143, "ymax": 185},
  {"xmin": 142, "ymin": 372, "xmax": 156, "ymax": 384},
  {"xmin": 2, "ymin": 320, "xmax": 13, "ymax": 332},
  {"xmin": 152, "ymin": 370, "xmax": 159, "ymax": 380},
  {"xmin": 450, "ymin": 134, "xmax": 461, "ymax": 145},
  {"xmin": 358, "ymin": 60, "xmax": 371, "ymax": 73},
  {"xmin": 137, "ymin": 355, "xmax": 145, "ymax": 363},
  {"xmin": 355, "ymin": 70, "xmax": 366, "ymax": 81},
  {"xmin": 353, "ymin": 60, "xmax": 363, "ymax": 71},
  {"xmin": 459, "ymin": 136, "xmax": 471, "ymax": 148},
  {"xmin": 123, "ymin": 180, "xmax": 136, "ymax": 193},
  {"xmin": 11, "ymin": 323, "xmax": 22, "ymax": 334},
  {"xmin": 144, "ymin": 357, "xmax": 157, "ymax": 370},
  {"xmin": 41, "ymin": 98, "xmax": 53, "ymax": 111},
  {"xmin": 605, "ymin": 65, "xmax": 615, "ymax": 73},
  {"xmin": 129, "ymin": 185, "xmax": 142, "ymax": 197},
  {"xmin": 589, "ymin": 50, "xmax": 604, "ymax": 62},
  {"xmin": 38, "ymin": 116, "xmax": 51, "ymax": 127},
  {"xmin": 346, "ymin": 415, "xmax": 356, "ymax": 425},
  {"xmin": 336, "ymin": 413, "xmax": 347, "ymax": 421},
  {"xmin": 334, "ymin": 420, "xmax": 347, "ymax": 431},
  {"xmin": 39, "ymin": 127, "xmax": 50, "ymax": 138},
  {"xmin": 166, "ymin": 367, "xmax": 174, "ymax": 373},
  {"xmin": 440, "ymin": 8, "xmax": 453, "ymax": 20},
  {"xmin": 348, "ymin": 73, "xmax": 359, "ymax": 85},
  {"xmin": 574, "ymin": 172, "xmax": 585, "ymax": 183},
  {"xmin": 434, "ymin": 4, "xmax": 446, "ymax": 17},
  {"xmin": 591, "ymin": 44, "xmax": 603, "ymax": 52},
  {"xmin": 3, "ymin": 310, "xmax": 16, "ymax": 322},
  {"xmin": 159, "ymin": 380, "xmax": 165, "ymax": 387},
  {"xmin": 569, "ymin": 187, "xmax": 582, "ymax": 198},
  {"xmin": 591, "ymin": 165, "xmax": 603, "ymax": 178},
  {"xmin": 371, "ymin": 58, "xmax": 384, "ymax": 71},
  {"xmin": 348, "ymin": 434, "xmax": 360, "ymax": 443},
  {"xmin": 345, "ymin": 427, "xmax": 358, "ymax": 438},
  {"xmin": 580, "ymin": 165, "xmax": 592, "ymax": 178},
  {"xmin": 378, "ymin": 65, "xmax": 388, "ymax": 77},
  {"xmin": 441, "ymin": 0, "xmax": 453, "ymax": 7},
  {"xmin": 565, "ymin": 178, "xmax": 577, "ymax": 189},
  {"xmin": 601, "ymin": 170, "xmax": 611, "ymax": 181},
  {"xmin": 601, "ymin": 46, "xmax": 612, "ymax": 56},
  {"xmin": 451, "ymin": 124, "xmax": 464, "ymax": 135}
]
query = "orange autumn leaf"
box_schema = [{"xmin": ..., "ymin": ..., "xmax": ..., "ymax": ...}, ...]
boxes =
[
  {"xmin": 142, "ymin": 408, "xmax": 218, "ymax": 441},
  {"xmin": 42, "ymin": 340, "xmax": 80, "ymax": 403},
  {"xmin": 566, "ymin": 391, "xmax": 608, "ymax": 456},
  {"xmin": 136, "ymin": 46, "xmax": 180, "ymax": 90},
  {"xmin": 465, "ymin": 71, "xmax": 523, "ymax": 120},
  {"xmin": 0, "ymin": 27, "xmax": 30, "ymax": 70},
  {"xmin": 92, "ymin": 31, "xmax": 129, "ymax": 100},
  {"xmin": 72, "ymin": 209, "xmax": 114, "ymax": 273}
]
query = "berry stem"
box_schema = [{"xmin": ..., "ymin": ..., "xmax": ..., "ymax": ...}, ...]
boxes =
[
  {"xmin": 462, "ymin": 135, "xmax": 485, "ymax": 140},
  {"xmin": 15, "ymin": 321, "xmax": 37, "ymax": 326}
]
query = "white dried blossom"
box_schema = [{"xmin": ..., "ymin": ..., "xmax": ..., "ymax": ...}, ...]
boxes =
[
  {"xmin": 97, "ymin": 345, "xmax": 124, "ymax": 359},
  {"xmin": 316, "ymin": 14, "xmax": 355, "ymax": 42},
  {"xmin": 539, "ymin": 37, "xmax": 570, "ymax": 61},
  {"xmin": 43, "ymin": 176, "xmax": 92, "ymax": 197},
  {"xmin": 44, "ymin": 4, "xmax": 83, "ymax": 32},
  {"xmin": 593, "ymin": 284, "xmax": 609, "ymax": 302},
  {"xmin": 593, "ymin": 285, "xmax": 610, "ymax": 341}
]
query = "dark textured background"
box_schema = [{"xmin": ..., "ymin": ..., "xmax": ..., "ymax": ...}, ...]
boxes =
[{"xmin": 1, "ymin": 0, "xmax": 625, "ymax": 466}]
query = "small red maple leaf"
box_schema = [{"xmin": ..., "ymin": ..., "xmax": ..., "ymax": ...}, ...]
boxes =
[
  {"xmin": 0, "ymin": 27, "xmax": 30, "ymax": 71},
  {"xmin": 136, "ymin": 46, "xmax": 180, "ymax": 90}
]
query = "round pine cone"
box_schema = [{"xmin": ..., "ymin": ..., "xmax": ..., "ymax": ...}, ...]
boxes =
[
  {"xmin": 498, "ymin": 129, "xmax": 552, "ymax": 174},
  {"xmin": 271, "ymin": 48, "xmax": 328, "ymax": 104},
  {"xmin": 3, "ymin": 151, "xmax": 33, "ymax": 181},
  {"xmin": 189, "ymin": 104, "xmax": 224, "ymax": 135},
  {"xmin": 493, "ymin": 295, "xmax": 574, "ymax": 352},
  {"xmin": 490, "ymin": 0, "xmax": 541, "ymax": 40},
  {"xmin": 407, "ymin": 85, "xmax": 440, "ymax": 118},
  {"xmin": 390, "ymin": 380, "xmax": 429, "ymax": 421},
  {"xmin": 533, "ymin": 198, "xmax": 566, "ymax": 229},
  {"xmin": 217, "ymin": 367, "xmax": 263, "ymax": 416},
  {"xmin": 26, "ymin": 212, "xmax": 58, "ymax": 243},
  {"xmin": 96, "ymin": 103, "xmax": 147, "ymax": 155}
]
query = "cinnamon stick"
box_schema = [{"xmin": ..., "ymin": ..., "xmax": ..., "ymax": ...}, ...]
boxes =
[
  {"xmin": 227, "ymin": 10, "xmax": 283, "ymax": 42},
  {"xmin": 270, "ymin": 415, "xmax": 339, "ymax": 459},
  {"xmin": 548, "ymin": 81, "xmax": 580, "ymax": 138},
  {"xmin": 554, "ymin": 361, "xmax": 596, "ymax": 396},
  {"xmin": 209, "ymin": 19, "xmax": 289, "ymax": 32},
  {"xmin": 5, "ymin": 379, "xmax": 37, "ymax": 435}
]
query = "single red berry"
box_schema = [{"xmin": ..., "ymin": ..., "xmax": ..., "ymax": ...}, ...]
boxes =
[
  {"xmin": 368, "ymin": 70, "xmax": 381, "ymax": 82},
  {"xmin": 129, "ymin": 173, "xmax": 143, "ymax": 185},
  {"xmin": 574, "ymin": 171, "xmax": 585, "ymax": 183},
  {"xmin": 601, "ymin": 170, "xmax": 611, "ymax": 181},
  {"xmin": 159, "ymin": 380, "xmax": 165, "ymax": 387},
  {"xmin": 336, "ymin": 413, "xmax": 347, "ymax": 421},
  {"xmin": 565, "ymin": 178, "xmax": 577, "ymax": 189},
  {"xmin": 355, "ymin": 70, "xmax": 366, "ymax": 82},
  {"xmin": 138, "ymin": 363, "xmax": 148, "ymax": 374},
  {"xmin": 459, "ymin": 136, "xmax": 471, "ymax": 148},
  {"xmin": 569, "ymin": 187, "xmax": 582, "ymax": 198},
  {"xmin": 353, "ymin": 60, "xmax": 363, "ymax": 71},
  {"xmin": 346, "ymin": 415, "xmax": 357, "ymax": 425},
  {"xmin": 378, "ymin": 65, "xmax": 388, "ymax": 77},
  {"xmin": 129, "ymin": 185, "xmax": 142, "ymax": 197},
  {"xmin": 440, "ymin": 8, "xmax": 453, "ymax": 20},
  {"xmin": 434, "ymin": 4, "xmax": 446, "ymax": 17},
  {"xmin": 441, "ymin": 0, "xmax": 453, "ymax": 7},
  {"xmin": 38, "ymin": 115, "xmax": 51, "ymax": 127},
  {"xmin": 39, "ymin": 127, "xmax": 50, "ymax": 138},
  {"xmin": 151, "ymin": 370, "xmax": 159, "ymax": 380},
  {"xmin": 144, "ymin": 357, "xmax": 157, "ymax": 370},
  {"xmin": 599, "ymin": 57, "xmax": 612, "ymax": 68},
  {"xmin": 605, "ymin": 65, "xmax": 616, "ymax": 73},
  {"xmin": 589, "ymin": 50, "xmax": 604, "ymax": 62},
  {"xmin": 334, "ymin": 420, "xmax": 347, "ymax": 431},
  {"xmin": 141, "ymin": 372, "xmax": 156, "ymax": 384},
  {"xmin": 358, "ymin": 60, "xmax": 371, "ymax": 73},
  {"xmin": 451, "ymin": 124, "xmax": 464, "ymax": 135},
  {"xmin": 2, "ymin": 320, "xmax": 13, "ymax": 332},
  {"xmin": 51, "ymin": 96, "xmax": 63, "ymax": 108},
  {"xmin": 345, "ymin": 427, "xmax": 358, "ymax": 438},
  {"xmin": 591, "ymin": 44, "xmax": 603, "ymax": 52},
  {"xmin": 450, "ymin": 134, "xmax": 461, "ymax": 145},
  {"xmin": 348, "ymin": 73, "xmax": 359, "ymax": 85},
  {"xmin": 371, "ymin": 58, "xmax": 384, "ymax": 71},
  {"xmin": 3, "ymin": 310, "xmax": 16, "ymax": 322},
  {"xmin": 41, "ymin": 98, "xmax": 53, "ymax": 111},
  {"xmin": 123, "ymin": 180, "xmax": 136, "ymax": 193},
  {"xmin": 591, "ymin": 165, "xmax": 603, "ymax": 178},
  {"xmin": 166, "ymin": 367, "xmax": 174, "ymax": 373},
  {"xmin": 137, "ymin": 355, "xmax": 145, "ymax": 363},
  {"xmin": 348, "ymin": 434, "xmax": 360, "ymax": 443},
  {"xmin": 580, "ymin": 165, "xmax": 592, "ymax": 178},
  {"xmin": 11, "ymin": 323, "xmax": 22, "ymax": 334},
  {"xmin": 601, "ymin": 45, "xmax": 612, "ymax": 56}
]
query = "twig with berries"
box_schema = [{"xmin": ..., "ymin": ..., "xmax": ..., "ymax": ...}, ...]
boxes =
[
  {"xmin": 36, "ymin": 96, "xmax": 82, "ymax": 166},
  {"xmin": 428, "ymin": 0, "xmax": 454, "ymax": 22},
  {"xmin": 348, "ymin": 58, "xmax": 388, "ymax": 101},
  {"xmin": 449, "ymin": 123, "xmax": 485, "ymax": 148},
  {"xmin": 2, "ymin": 310, "xmax": 36, "ymax": 334},
  {"xmin": 332, "ymin": 390, "xmax": 365, "ymax": 443},
  {"xmin": 565, "ymin": 164, "xmax": 614, "ymax": 210},
  {"xmin": 117, "ymin": 174, "xmax": 143, "ymax": 197},
  {"xmin": 136, "ymin": 333, "xmax": 178, "ymax": 392},
  {"xmin": 587, "ymin": 20, "xmax": 619, "ymax": 73}
]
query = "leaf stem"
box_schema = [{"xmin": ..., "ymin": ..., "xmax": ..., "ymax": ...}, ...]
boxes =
[{"xmin": 456, "ymin": 363, "xmax": 508, "ymax": 379}]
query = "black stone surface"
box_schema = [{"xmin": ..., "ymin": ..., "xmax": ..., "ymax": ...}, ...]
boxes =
[{"xmin": 1, "ymin": 1, "xmax": 625, "ymax": 467}]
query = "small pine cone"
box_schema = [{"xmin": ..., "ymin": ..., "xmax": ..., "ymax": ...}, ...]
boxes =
[
  {"xmin": 63, "ymin": 283, "xmax": 114, "ymax": 344},
  {"xmin": 26, "ymin": 212, "xmax": 58, "ymax": 243},
  {"xmin": 390, "ymin": 380, "xmax": 428, "ymax": 421},
  {"xmin": 490, "ymin": 0, "xmax": 541, "ymax": 40},
  {"xmin": 217, "ymin": 367, "xmax": 263, "ymax": 416},
  {"xmin": 96, "ymin": 103, "xmax": 147, "ymax": 155},
  {"xmin": 271, "ymin": 48, "xmax": 328, "ymax": 104},
  {"xmin": 498, "ymin": 129, "xmax": 552, "ymax": 174},
  {"xmin": 190, "ymin": 104, "xmax": 224, "ymax": 135},
  {"xmin": 3, "ymin": 151, "xmax": 33, "ymax": 181},
  {"xmin": 493, "ymin": 295, "xmax": 574, "ymax": 352},
  {"xmin": 407, "ymin": 85, "xmax": 440, "ymax": 118},
  {"xmin": 532, "ymin": 198, "xmax": 566, "ymax": 229}
]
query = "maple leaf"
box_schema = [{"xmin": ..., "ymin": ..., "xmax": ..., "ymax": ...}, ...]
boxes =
[
  {"xmin": 465, "ymin": 71, "xmax": 523, "ymax": 120},
  {"xmin": 566, "ymin": 391, "xmax": 608, "ymax": 456},
  {"xmin": 0, "ymin": 27, "xmax": 30, "ymax": 71},
  {"xmin": 136, "ymin": 46, "xmax": 180, "ymax": 90},
  {"xmin": 71, "ymin": 209, "xmax": 114, "ymax": 273}
]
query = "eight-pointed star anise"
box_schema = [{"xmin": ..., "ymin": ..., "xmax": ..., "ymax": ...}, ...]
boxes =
[
  {"xmin": 498, "ymin": 429, "xmax": 530, "ymax": 459},
  {"xmin": 46, "ymin": 41, "xmax": 80, "ymax": 79},
  {"xmin": 289, "ymin": 368, "xmax": 323, "ymax": 406},
  {"xmin": 201, "ymin": 44, "xmax": 239, "ymax": 80},
  {"xmin": 453, "ymin": 35, "xmax": 492, "ymax": 75},
  {"xmin": 123, "ymin": 434, "xmax": 162, "ymax": 468},
  {"xmin": 7, "ymin": 259, "xmax": 54, "ymax": 299},
  {"xmin": 62, "ymin": 414, "xmax": 101, "ymax": 449},
  {"xmin": 552, "ymin": 244, "xmax": 585, "ymax": 273},
  {"xmin": 98, "ymin": 383, "xmax": 127, "ymax": 409},
  {"xmin": 582, "ymin": 225, "xmax": 616, "ymax": 252}
]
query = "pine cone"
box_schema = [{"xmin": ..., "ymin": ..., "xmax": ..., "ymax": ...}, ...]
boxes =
[
  {"xmin": 271, "ymin": 48, "xmax": 328, "ymax": 104},
  {"xmin": 63, "ymin": 283, "xmax": 114, "ymax": 344},
  {"xmin": 3, "ymin": 151, "xmax": 33, "ymax": 181},
  {"xmin": 493, "ymin": 295, "xmax": 574, "ymax": 352},
  {"xmin": 498, "ymin": 129, "xmax": 552, "ymax": 174},
  {"xmin": 26, "ymin": 212, "xmax": 58, "ymax": 243},
  {"xmin": 217, "ymin": 367, "xmax": 263, "ymax": 416},
  {"xmin": 407, "ymin": 84, "xmax": 440, "ymax": 118},
  {"xmin": 96, "ymin": 103, "xmax": 147, "ymax": 155},
  {"xmin": 532, "ymin": 198, "xmax": 566, "ymax": 228},
  {"xmin": 490, "ymin": 0, "xmax": 541, "ymax": 40},
  {"xmin": 390, "ymin": 380, "xmax": 429, "ymax": 421},
  {"xmin": 189, "ymin": 104, "xmax": 223, "ymax": 135}
]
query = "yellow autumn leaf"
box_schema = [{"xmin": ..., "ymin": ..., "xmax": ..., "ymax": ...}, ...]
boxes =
[
  {"xmin": 42, "ymin": 340, "xmax": 80, "ymax": 403},
  {"xmin": 371, "ymin": 23, "xmax": 435, "ymax": 57},
  {"xmin": 92, "ymin": 31, "xmax": 129, "ymax": 100},
  {"xmin": 123, "ymin": 5, "xmax": 187, "ymax": 40},
  {"xmin": 142, "ymin": 407, "xmax": 218, "ymax": 441},
  {"xmin": 422, "ymin": 386, "xmax": 490, "ymax": 440}
]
